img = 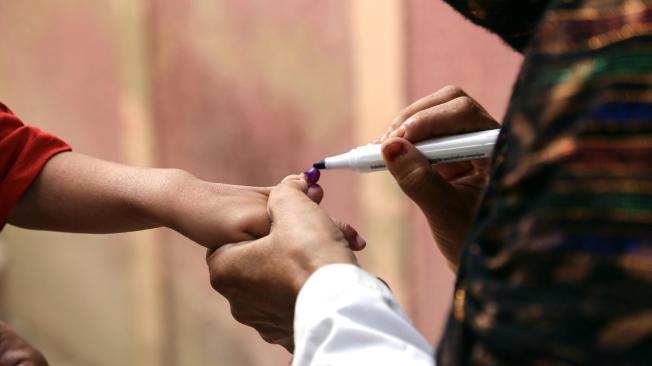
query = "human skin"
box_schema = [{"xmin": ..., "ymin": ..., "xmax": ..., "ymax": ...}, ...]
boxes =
[
  {"xmin": 0, "ymin": 322, "xmax": 47, "ymax": 366},
  {"xmin": 4, "ymin": 152, "xmax": 274, "ymax": 364},
  {"xmin": 207, "ymin": 175, "xmax": 361, "ymax": 352},
  {"xmin": 6, "ymin": 154, "xmax": 361, "ymax": 357},
  {"xmin": 8, "ymin": 152, "xmax": 271, "ymax": 249},
  {"xmin": 379, "ymin": 85, "xmax": 500, "ymax": 269},
  {"xmin": 207, "ymin": 86, "xmax": 500, "ymax": 352}
]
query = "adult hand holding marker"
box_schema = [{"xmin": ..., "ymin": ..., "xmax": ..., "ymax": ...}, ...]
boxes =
[
  {"xmin": 312, "ymin": 129, "xmax": 498, "ymax": 172},
  {"xmin": 382, "ymin": 87, "xmax": 500, "ymax": 269},
  {"xmin": 316, "ymin": 86, "xmax": 501, "ymax": 269}
]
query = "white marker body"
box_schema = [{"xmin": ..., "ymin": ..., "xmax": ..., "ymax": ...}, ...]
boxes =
[{"xmin": 323, "ymin": 129, "xmax": 500, "ymax": 173}]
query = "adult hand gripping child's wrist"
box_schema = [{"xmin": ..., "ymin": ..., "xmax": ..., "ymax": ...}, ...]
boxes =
[{"xmin": 206, "ymin": 174, "xmax": 364, "ymax": 352}]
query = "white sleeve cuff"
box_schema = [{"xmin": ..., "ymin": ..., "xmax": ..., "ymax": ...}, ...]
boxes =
[
  {"xmin": 295, "ymin": 264, "xmax": 398, "ymax": 325},
  {"xmin": 293, "ymin": 264, "xmax": 435, "ymax": 366}
]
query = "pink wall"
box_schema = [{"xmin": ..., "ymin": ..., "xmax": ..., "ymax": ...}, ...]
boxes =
[
  {"xmin": 0, "ymin": 1, "xmax": 521, "ymax": 364},
  {"xmin": 149, "ymin": 1, "xmax": 356, "ymax": 364}
]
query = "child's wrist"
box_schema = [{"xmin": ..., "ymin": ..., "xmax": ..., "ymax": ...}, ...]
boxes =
[{"xmin": 145, "ymin": 168, "xmax": 197, "ymax": 231}]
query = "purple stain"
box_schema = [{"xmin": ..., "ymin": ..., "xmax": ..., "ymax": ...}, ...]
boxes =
[{"xmin": 303, "ymin": 167, "xmax": 321, "ymax": 186}]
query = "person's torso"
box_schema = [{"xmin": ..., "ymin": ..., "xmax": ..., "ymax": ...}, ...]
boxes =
[{"xmin": 439, "ymin": 1, "xmax": 652, "ymax": 365}]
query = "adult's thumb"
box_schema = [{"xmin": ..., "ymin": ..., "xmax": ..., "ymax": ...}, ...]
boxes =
[
  {"xmin": 269, "ymin": 175, "xmax": 320, "ymax": 221},
  {"xmin": 381, "ymin": 137, "xmax": 453, "ymax": 210}
]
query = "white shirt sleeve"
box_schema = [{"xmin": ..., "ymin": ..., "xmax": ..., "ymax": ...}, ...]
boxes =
[{"xmin": 293, "ymin": 264, "xmax": 436, "ymax": 366}]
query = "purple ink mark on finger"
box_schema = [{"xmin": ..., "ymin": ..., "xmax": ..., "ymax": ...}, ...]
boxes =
[{"xmin": 303, "ymin": 167, "xmax": 321, "ymax": 186}]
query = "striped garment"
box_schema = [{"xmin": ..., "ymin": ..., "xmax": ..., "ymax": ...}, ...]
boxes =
[{"xmin": 438, "ymin": 0, "xmax": 652, "ymax": 365}]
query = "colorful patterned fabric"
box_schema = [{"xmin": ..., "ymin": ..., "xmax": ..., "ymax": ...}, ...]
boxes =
[{"xmin": 438, "ymin": 1, "xmax": 652, "ymax": 365}]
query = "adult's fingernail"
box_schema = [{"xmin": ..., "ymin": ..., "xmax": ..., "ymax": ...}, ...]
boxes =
[
  {"xmin": 303, "ymin": 167, "xmax": 321, "ymax": 186},
  {"xmin": 390, "ymin": 126, "xmax": 406, "ymax": 138},
  {"xmin": 382, "ymin": 141, "xmax": 407, "ymax": 162},
  {"xmin": 355, "ymin": 235, "xmax": 367, "ymax": 249},
  {"xmin": 307, "ymin": 183, "xmax": 322, "ymax": 196}
]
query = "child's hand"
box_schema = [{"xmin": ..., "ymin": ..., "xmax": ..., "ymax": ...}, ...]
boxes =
[
  {"xmin": 166, "ymin": 177, "xmax": 272, "ymax": 249},
  {"xmin": 166, "ymin": 168, "xmax": 343, "ymax": 251}
]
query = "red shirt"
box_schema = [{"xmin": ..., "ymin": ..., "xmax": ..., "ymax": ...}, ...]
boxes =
[{"xmin": 0, "ymin": 103, "xmax": 71, "ymax": 230}]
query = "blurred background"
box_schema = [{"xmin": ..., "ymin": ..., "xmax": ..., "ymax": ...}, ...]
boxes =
[{"xmin": 0, "ymin": 1, "xmax": 521, "ymax": 365}]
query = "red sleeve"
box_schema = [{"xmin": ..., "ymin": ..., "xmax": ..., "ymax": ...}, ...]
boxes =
[{"xmin": 0, "ymin": 102, "xmax": 71, "ymax": 230}]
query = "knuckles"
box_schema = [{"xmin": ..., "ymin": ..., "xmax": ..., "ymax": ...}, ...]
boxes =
[
  {"xmin": 439, "ymin": 85, "xmax": 467, "ymax": 99},
  {"xmin": 453, "ymin": 95, "xmax": 479, "ymax": 115},
  {"xmin": 403, "ymin": 95, "xmax": 481, "ymax": 137},
  {"xmin": 259, "ymin": 330, "xmax": 292, "ymax": 346},
  {"xmin": 209, "ymin": 274, "xmax": 225, "ymax": 293},
  {"xmin": 207, "ymin": 254, "xmax": 230, "ymax": 293},
  {"xmin": 406, "ymin": 110, "xmax": 427, "ymax": 128},
  {"xmin": 208, "ymin": 269, "xmax": 238, "ymax": 296},
  {"xmin": 229, "ymin": 306, "xmax": 249, "ymax": 326},
  {"xmin": 227, "ymin": 300, "xmax": 295, "ymax": 351}
]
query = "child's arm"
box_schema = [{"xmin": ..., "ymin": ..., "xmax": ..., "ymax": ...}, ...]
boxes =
[{"xmin": 8, "ymin": 151, "xmax": 270, "ymax": 249}]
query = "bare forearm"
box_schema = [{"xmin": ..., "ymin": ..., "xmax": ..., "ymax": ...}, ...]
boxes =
[
  {"xmin": 6, "ymin": 151, "xmax": 272, "ymax": 250},
  {"xmin": 7, "ymin": 152, "xmax": 184, "ymax": 233}
]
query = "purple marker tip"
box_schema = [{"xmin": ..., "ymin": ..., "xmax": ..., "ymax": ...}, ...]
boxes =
[{"xmin": 303, "ymin": 167, "xmax": 321, "ymax": 186}]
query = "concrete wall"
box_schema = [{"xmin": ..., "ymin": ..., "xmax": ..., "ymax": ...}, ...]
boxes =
[{"xmin": 0, "ymin": 1, "xmax": 520, "ymax": 365}]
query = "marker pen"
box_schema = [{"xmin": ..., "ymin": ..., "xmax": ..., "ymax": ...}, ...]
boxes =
[{"xmin": 313, "ymin": 129, "xmax": 500, "ymax": 173}]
